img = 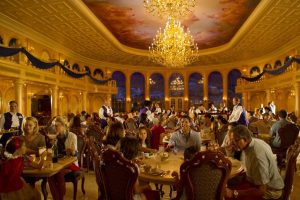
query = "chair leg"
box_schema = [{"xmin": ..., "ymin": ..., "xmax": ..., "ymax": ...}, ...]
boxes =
[
  {"xmin": 41, "ymin": 178, "xmax": 48, "ymax": 200},
  {"xmin": 73, "ymin": 180, "xmax": 78, "ymax": 200},
  {"xmin": 81, "ymin": 175, "xmax": 86, "ymax": 194}
]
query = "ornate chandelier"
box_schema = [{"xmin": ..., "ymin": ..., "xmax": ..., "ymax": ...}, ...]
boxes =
[
  {"xmin": 143, "ymin": 0, "xmax": 196, "ymax": 19},
  {"xmin": 149, "ymin": 18, "xmax": 198, "ymax": 68}
]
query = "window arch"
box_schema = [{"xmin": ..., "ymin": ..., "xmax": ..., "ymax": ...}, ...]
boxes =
[
  {"xmin": 112, "ymin": 71, "xmax": 126, "ymax": 112},
  {"xmin": 169, "ymin": 73, "xmax": 184, "ymax": 97},
  {"xmin": 8, "ymin": 38, "xmax": 18, "ymax": 47},
  {"xmin": 274, "ymin": 60, "xmax": 282, "ymax": 69},
  {"xmin": 208, "ymin": 71, "xmax": 223, "ymax": 105},
  {"xmin": 150, "ymin": 73, "xmax": 164, "ymax": 107},
  {"xmin": 130, "ymin": 72, "xmax": 145, "ymax": 111},
  {"xmin": 228, "ymin": 69, "xmax": 242, "ymax": 108},
  {"xmin": 250, "ymin": 66, "xmax": 260, "ymax": 76},
  {"xmin": 188, "ymin": 72, "xmax": 203, "ymax": 106}
]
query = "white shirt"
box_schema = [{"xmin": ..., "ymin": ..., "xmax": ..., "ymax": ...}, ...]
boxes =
[
  {"xmin": 228, "ymin": 105, "xmax": 243, "ymax": 123},
  {"xmin": 270, "ymin": 104, "xmax": 276, "ymax": 114},
  {"xmin": 0, "ymin": 112, "xmax": 21, "ymax": 129},
  {"xmin": 65, "ymin": 131, "xmax": 78, "ymax": 166},
  {"xmin": 99, "ymin": 105, "xmax": 113, "ymax": 119}
]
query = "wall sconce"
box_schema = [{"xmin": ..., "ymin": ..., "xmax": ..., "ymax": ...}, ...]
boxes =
[
  {"xmin": 290, "ymin": 89, "xmax": 295, "ymax": 96},
  {"xmin": 126, "ymin": 97, "xmax": 131, "ymax": 102},
  {"xmin": 184, "ymin": 97, "xmax": 188, "ymax": 101},
  {"xmin": 145, "ymin": 97, "xmax": 150, "ymax": 101},
  {"xmin": 203, "ymin": 97, "xmax": 208, "ymax": 101},
  {"xmin": 165, "ymin": 97, "xmax": 169, "ymax": 101}
]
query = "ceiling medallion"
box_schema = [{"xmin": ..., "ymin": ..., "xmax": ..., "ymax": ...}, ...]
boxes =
[{"xmin": 149, "ymin": 18, "xmax": 198, "ymax": 68}]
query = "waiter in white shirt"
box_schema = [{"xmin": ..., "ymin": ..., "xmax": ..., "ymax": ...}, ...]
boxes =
[
  {"xmin": 98, "ymin": 101, "xmax": 113, "ymax": 129},
  {"xmin": 0, "ymin": 100, "xmax": 24, "ymax": 146},
  {"xmin": 228, "ymin": 97, "xmax": 248, "ymax": 126}
]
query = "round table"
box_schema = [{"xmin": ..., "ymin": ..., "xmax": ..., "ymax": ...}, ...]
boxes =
[{"xmin": 139, "ymin": 151, "xmax": 244, "ymax": 185}]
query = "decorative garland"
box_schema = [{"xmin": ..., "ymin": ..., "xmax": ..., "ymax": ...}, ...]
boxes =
[
  {"xmin": 241, "ymin": 56, "xmax": 300, "ymax": 82},
  {"xmin": 0, "ymin": 46, "xmax": 112, "ymax": 84}
]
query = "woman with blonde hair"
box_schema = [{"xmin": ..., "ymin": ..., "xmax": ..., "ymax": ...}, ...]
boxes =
[{"xmin": 22, "ymin": 116, "xmax": 46, "ymax": 155}]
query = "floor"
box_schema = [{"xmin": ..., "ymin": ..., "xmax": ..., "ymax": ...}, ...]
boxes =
[{"xmin": 37, "ymin": 165, "xmax": 300, "ymax": 200}]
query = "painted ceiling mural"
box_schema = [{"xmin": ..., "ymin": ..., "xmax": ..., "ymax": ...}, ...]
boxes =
[{"xmin": 83, "ymin": 0, "xmax": 261, "ymax": 50}]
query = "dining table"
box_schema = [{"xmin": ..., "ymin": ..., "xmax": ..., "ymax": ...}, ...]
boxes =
[
  {"xmin": 139, "ymin": 151, "xmax": 243, "ymax": 186},
  {"xmin": 22, "ymin": 156, "xmax": 77, "ymax": 178},
  {"xmin": 22, "ymin": 156, "xmax": 77, "ymax": 200}
]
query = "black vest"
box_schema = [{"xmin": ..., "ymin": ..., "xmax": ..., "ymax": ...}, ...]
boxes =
[
  {"xmin": 102, "ymin": 106, "xmax": 108, "ymax": 117},
  {"xmin": 3, "ymin": 112, "xmax": 23, "ymax": 133}
]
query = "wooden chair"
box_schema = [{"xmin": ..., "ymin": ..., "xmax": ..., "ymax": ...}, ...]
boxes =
[
  {"xmin": 100, "ymin": 148, "xmax": 139, "ymax": 200},
  {"xmin": 89, "ymin": 140, "xmax": 106, "ymax": 200},
  {"xmin": 64, "ymin": 134, "xmax": 86, "ymax": 200},
  {"xmin": 281, "ymin": 141, "xmax": 300, "ymax": 200},
  {"xmin": 174, "ymin": 151, "xmax": 232, "ymax": 200},
  {"xmin": 272, "ymin": 123, "xmax": 299, "ymax": 169}
]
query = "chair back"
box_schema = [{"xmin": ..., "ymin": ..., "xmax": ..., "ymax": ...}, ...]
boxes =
[
  {"xmin": 100, "ymin": 148, "xmax": 138, "ymax": 200},
  {"xmin": 77, "ymin": 135, "xmax": 87, "ymax": 167},
  {"xmin": 86, "ymin": 124, "xmax": 105, "ymax": 145},
  {"xmin": 176, "ymin": 151, "xmax": 231, "ymax": 200},
  {"xmin": 282, "ymin": 142, "xmax": 300, "ymax": 200},
  {"xmin": 279, "ymin": 123, "xmax": 299, "ymax": 149},
  {"xmin": 89, "ymin": 140, "xmax": 106, "ymax": 200}
]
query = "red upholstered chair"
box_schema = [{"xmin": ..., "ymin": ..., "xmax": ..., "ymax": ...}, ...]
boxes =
[
  {"xmin": 272, "ymin": 123, "xmax": 299, "ymax": 169},
  {"xmin": 281, "ymin": 141, "xmax": 300, "ymax": 200},
  {"xmin": 100, "ymin": 148, "xmax": 139, "ymax": 200},
  {"xmin": 174, "ymin": 151, "xmax": 232, "ymax": 200}
]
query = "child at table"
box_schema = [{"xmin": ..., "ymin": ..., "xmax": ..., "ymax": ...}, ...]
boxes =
[
  {"xmin": 0, "ymin": 136, "xmax": 43, "ymax": 200},
  {"xmin": 120, "ymin": 137, "xmax": 159, "ymax": 200}
]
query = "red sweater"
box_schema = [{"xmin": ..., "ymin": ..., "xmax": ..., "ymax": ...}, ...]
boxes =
[{"xmin": 0, "ymin": 157, "xmax": 24, "ymax": 193}]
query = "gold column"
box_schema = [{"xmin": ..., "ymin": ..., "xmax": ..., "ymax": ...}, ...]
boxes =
[
  {"xmin": 82, "ymin": 91, "xmax": 87, "ymax": 112},
  {"xmin": 51, "ymin": 85, "xmax": 58, "ymax": 117},
  {"xmin": 222, "ymin": 71, "xmax": 228, "ymax": 105},
  {"xmin": 145, "ymin": 72, "xmax": 150, "ymax": 101},
  {"xmin": 184, "ymin": 72, "xmax": 189, "ymax": 111},
  {"xmin": 125, "ymin": 72, "xmax": 132, "ymax": 112},
  {"xmin": 242, "ymin": 91, "xmax": 248, "ymax": 111},
  {"xmin": 164, "ymin": 72, "xmax": 170, "ymax": 110},
  {"xmin": 15, "ymin": 79, "xmax": 24, "ymax": 114},
  {"xmin": 203, "ymin": 72, "xmax": 209, "ymax": 107},
  {"xmin": 265, "ymin": 89, "xmax": 271, "ymax": 105},
  {"xmin": 295, "ymin": 82, "xmax": 300, "ymax": 117}
]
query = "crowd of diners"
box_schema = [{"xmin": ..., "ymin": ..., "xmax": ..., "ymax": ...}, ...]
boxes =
[{"xmin": 0, "ymin": 97, "xmax": 298, "ymax": 200}]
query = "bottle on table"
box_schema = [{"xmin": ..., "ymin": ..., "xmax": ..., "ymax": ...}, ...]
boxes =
[{"xmin": 52, "ymin": 141, "xmax": 58, "ymax": 163}]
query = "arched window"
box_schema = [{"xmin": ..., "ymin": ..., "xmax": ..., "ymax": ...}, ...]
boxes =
[
  {"xmin": 112, "ymin": 71, "xmax": 126, "ymax": 112},
  {"xmin": 169, "ymin": 73, "xmax": 184, "ymax": 97},
  {"xmin": 72, "ymin": 63, "xmax": 80, "ymax": 72},
  {"xmin": 130, "ymin": 72, "xmax": 145, "ymax": 111},
  {"xmin": 150, "ymin": 73, "xmax": 164, "ymax": 108},
  {"xmin": 228, "ymin": 69, "xmax": 242, "ymax": 108},
  {"xmin": 8, "ymin": 38, "xmax": 17, "ymax": 47},
  {"xmin": 250, "ymin": 66, "xmax": 260, "ymax": 76},
  {"xmin": 274, "ymin": 60, "xmax": 282, "ymax": 69},
  {"xmin": 188, "ymin": 72, "xmax": 203, "ymax": 106},
  {"xmin": 208, "ymin": 71, "xmax": 223, "ymax": 106}
]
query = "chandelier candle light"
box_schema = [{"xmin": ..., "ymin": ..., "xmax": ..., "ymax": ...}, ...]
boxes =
[
  {"xmin": 143, "ymin": 0, "xmax": 196, "ymax": 19},
  {"xmin": 149, "ymin": 18, "xmax": 198, "ymax": 68}
]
